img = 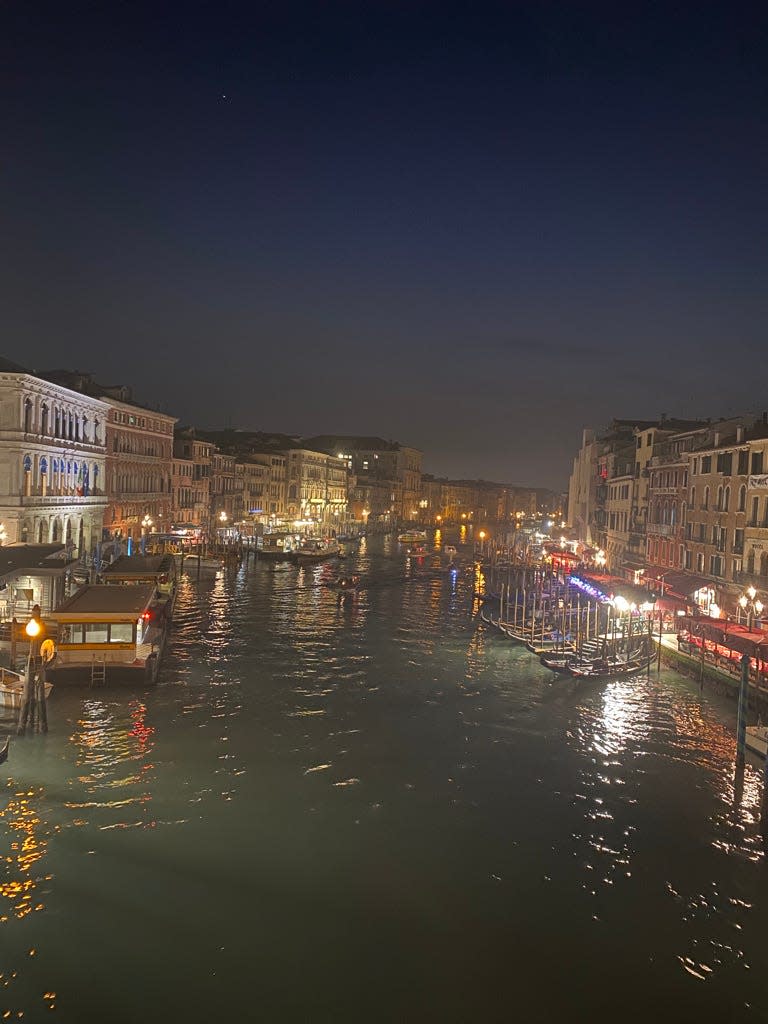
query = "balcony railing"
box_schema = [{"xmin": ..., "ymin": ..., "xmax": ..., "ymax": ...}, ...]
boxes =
[
  {"xmin": 647, "ymin": 522, "xmax": 674, "ymax": 537},
  {"xmin": 19, "ymin": 493, "xmax": 105, "ymax": 507}
]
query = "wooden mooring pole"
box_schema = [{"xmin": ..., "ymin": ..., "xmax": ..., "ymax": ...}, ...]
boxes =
[{"xmin": 735, "ymin": 653, "xmax": 750, "ymax": 771}]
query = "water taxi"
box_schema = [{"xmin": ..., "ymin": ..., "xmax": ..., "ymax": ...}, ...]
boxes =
[
  {"xmin": 398, "ymin": 530, "xmax": 427, "ymax": 544},
  {"xmin": 48, "ymin": 584, "xmax": 169, "ymax": 686},
  {"xmin": 295, "ymin": 540, "xmax": 340, "ymax": 565}
]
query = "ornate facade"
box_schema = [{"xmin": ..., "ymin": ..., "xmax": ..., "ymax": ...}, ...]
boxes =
[{"xmin": 0, "ymin": 366, "xmax": 108, "ymax": 555}]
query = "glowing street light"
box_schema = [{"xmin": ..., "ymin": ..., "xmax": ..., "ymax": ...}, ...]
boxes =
[
  {"xmin": 595, "ymin": 549, "xmax": 607, "ymax": 570},
  {"xmin": 141, "ymin": 514, "xmax": 154, "ymax": 534},
  {"xmin": 739, "ymin": 589, "xmax": 764, "ymax": 630},
  {"xmin": 219, "ymin": 510, "xmax": 228, "ymax": 524}
]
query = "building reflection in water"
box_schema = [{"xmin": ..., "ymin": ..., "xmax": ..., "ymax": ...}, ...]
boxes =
[
  {"xmin": 65, "ymin": 699, "xmax": 156, "ymax": 827},
  {"xmin": 0, "ymin": 782, "xmax": 48, "ymax": 922}
]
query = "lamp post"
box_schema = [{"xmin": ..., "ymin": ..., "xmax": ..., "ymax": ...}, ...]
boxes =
[
  {"xmin": 735, "ymin": 587, "xmax": 764, "ymax": 768},
  {"xmin": 479, "ymin": 530, "xmax": 486, "ymax": 558},
  {"xmin": 595, "ymin": 549, "xmax": 606, "ymax": 572},
  {"xmin": 738, "ymin": 586, "xmax": 764, "ymax": 632},
  {"xmin": 17, "ymin": 605, "xmax": 48, "ymax": 735},
  {"xmin": 141, "ymin": 514, "xmax": 153, "ymax": 535}
]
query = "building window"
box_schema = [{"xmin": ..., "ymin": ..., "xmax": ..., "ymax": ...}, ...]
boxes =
[
  {"xmin": 23, "ymin": 398, "xmax": 32, "ymax": 433},
  {"xmin": 739, "ymin": 485, "xmax": 746, "ymax": 512},
  {"xmin": 752, "ymin": 452, "xmax": 764, "ymax": 474}
]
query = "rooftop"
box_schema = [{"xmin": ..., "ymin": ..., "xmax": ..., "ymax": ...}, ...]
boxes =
[
  {"xmin": 102, "ymin": 555, "xmax": 175, "ymax": 577},
  {"xmin": 54, "ymin": 583, "xmax": 156, "ymax": 618},
  {"xmin": 0, "ymin": 544, "xmax": 76, "ymax": 576}
]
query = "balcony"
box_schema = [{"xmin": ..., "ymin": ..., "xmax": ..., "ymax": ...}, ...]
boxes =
[
  {"xmin": 736, "ymin": 570, "xmax": 768, "ymax": 590},
  {"xmin": 19, "ymin": 493, "xmax": 106, "ymax": 507},
  {"xmin": 647, "ymin": 522, "xmax": 674, "ymax": 537}
]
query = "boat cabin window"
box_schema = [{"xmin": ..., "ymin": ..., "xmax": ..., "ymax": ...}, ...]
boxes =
[
  {"xmin": 85, "ymin": 624, "xmax": 110, "ymax": 644},
  {"xmin": 59, "ymin": 622, "xmax": 137, "ymax": 644}
]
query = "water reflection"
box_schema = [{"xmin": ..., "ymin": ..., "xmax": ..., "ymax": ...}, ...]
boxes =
[
  {"xmin": 2, "ymin": 536, "xmax": 768, "ymax": 1020},
  {"xmin": 0, "ymin": 782, "xmax": 47, "ymax": 921}
]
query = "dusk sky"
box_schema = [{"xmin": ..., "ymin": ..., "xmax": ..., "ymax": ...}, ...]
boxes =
[{"xmin": 3, "ymin": 2, "xmax": 768, "ymax": 489}]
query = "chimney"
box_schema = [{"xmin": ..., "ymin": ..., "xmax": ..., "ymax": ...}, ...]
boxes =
[{"xmin": 737, "ymin": 426, "xmax": 745, "ymax": 443}]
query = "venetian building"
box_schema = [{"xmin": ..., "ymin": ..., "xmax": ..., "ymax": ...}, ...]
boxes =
[
  {"xmin": 0, "ymin": 359, "xmax": 108, "ymax": 554},
  {"xmin": 172, "ymin": 429, "xmax": 214, "ymax": 532},
  {"xmin": 102, "ymin": 399, "xmax": 176, "ymax": 541}
]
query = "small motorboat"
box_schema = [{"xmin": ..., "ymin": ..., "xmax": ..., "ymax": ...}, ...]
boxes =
[
  {"xmin": 0, "ymin": 736, "xmax": 9, "ymax": 765},
  {"xmin": 398, "ymin": 530, "xmax": 427, "ymax": 544},
  {"xmin": 0, "ymin": 668, "xmax": 53, "ymax": 711},
  {"xmin": 407, "ymin": 545, "xmax": 428, "ymax": 558},
  {"xmin": 335, "ymin": 575, "xmax": 360, "ymax": 606},
  {"xmin": 182, "ymin": 555, "xmax": 225, "ymax": 573}
]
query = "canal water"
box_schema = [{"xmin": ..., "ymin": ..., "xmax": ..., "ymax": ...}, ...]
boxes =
[{"xmin": 2, "ymin": 534, "xmax": 768, "ymax": 1022}]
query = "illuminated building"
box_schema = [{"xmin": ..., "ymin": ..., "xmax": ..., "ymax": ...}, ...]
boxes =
[{"xmin": 0, "ymin": 360, "xmax": 108, "ymax": 555}]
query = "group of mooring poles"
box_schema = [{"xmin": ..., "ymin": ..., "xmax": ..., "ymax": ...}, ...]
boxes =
[{"xmin": 16, "ymin": 651, "xmax": 48, "ymax": 735}]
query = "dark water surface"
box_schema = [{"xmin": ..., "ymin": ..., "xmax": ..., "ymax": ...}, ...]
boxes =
[{"xmin": 2, "ymin": 535, "xmax": 768, "ymax": 1022}]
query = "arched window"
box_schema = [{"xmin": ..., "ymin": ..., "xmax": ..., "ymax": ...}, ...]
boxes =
[
  {"xmin": 739, "ymin": 485, "xmax": 746, "ymax": 512},
  {"xmin": 723, "ymin": 486, "xmax": 730, "ymax": 512},
  {"xmin": 752, "ymin": 496, "xmax": 759, "ymax": 525},
  {"xmin": 716, "ymin": 486, "xmax": 723, "ymax": 511},
  {"xmin": 681, "ymin": 502, "xmax": 687, "ymax": 526},
  {"xmin": 41, "ymin": 403, "xmax": 49, "ymax": 435},
  {"xmin": 23, "ymin": 398, "xmax": 32, "ymax": 433},
  {"xmin": 54, "ymin": 407, "xmax": 60, "ymax": 437},
  {"xmin": 94, "ymin": 417, "xmax": 100, "ymax": 444},
  {"xmin": 703, "ymin": 486, "xmax": 710, "ymax": 509},
  {"xmin": 762, "ymin": 552, "xmax": 768, "ymax": 578},
  {"xmin": 82, "ymin": 415, "xmax": 88, "ymax": 441},
  {"xmin": 690, "ymin": 486, "xmax": 696, "ymax": 509},
  {"xmin": 40, "ymin": 457, "xmax": 47, "ymax": 475},
  {"xmin": 75, "ymin": 415, "xmax": 80, "ymax": 442}
]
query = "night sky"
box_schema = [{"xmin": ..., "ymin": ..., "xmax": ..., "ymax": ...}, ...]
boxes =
[{"xmin": 3, "ymin": 2, "xmax": 768, "ymax": 489}]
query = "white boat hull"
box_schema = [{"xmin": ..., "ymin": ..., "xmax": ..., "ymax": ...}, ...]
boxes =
[{"xmin": 0, "ymin": 679, "xmax": 53, "ymax": 711}]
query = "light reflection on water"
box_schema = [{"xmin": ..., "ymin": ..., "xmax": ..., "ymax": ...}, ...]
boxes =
[{"xmin": 1, "ymin": 536, "xmax": 768, "ymax": 1020}]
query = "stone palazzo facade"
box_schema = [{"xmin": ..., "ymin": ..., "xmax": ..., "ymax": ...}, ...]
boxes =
[{"xmin": 0, "ymin": 363, "xmax": 108, "ymax": 555}]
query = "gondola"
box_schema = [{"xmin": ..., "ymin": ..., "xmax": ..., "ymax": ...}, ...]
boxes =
[
  {"xmin": 568, "ymin": 655, "xmax": 652, "ymax": 679},
  {"xmin": 0, "ymin": 736, "xmax": 9, "ymax": 765}
]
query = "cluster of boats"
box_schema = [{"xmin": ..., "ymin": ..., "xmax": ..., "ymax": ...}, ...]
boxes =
[{"xmin": 481, "ymin": 606, "xmax": 654, "ymax": 679}]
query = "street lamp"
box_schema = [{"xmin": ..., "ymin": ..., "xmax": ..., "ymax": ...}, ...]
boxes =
[
  {"xmin": 595, "ymin": 549, "xmax": 607, "ymax": 570},
  {"xmin": 739, "ymin": 589, "xmax": 764, "ymax": 630},
  {"xmin": 141, "ymin": 514, "xmax": 153, "ymax": 534},
  {"xmin": 219, "ymin": 511, "xmax": 228, "ymax": 525}
]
